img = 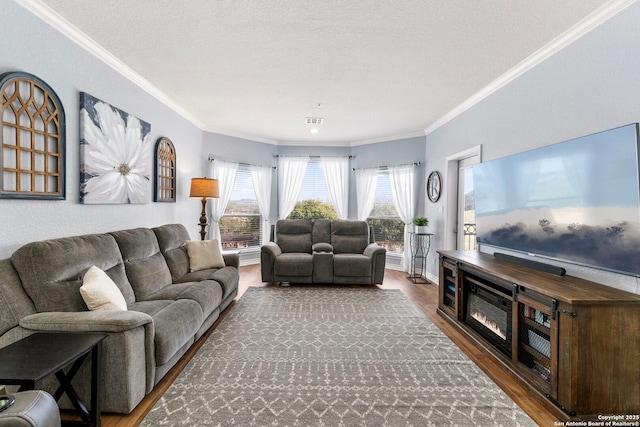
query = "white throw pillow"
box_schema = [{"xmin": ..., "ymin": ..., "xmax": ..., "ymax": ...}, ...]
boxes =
[
  {"xmin": 80, "ymin": 265, "xmax": 128, "ymax": 311},
  {"xmin": 186, "ymin": 239, "xmax": 226, "ymax": 272}
]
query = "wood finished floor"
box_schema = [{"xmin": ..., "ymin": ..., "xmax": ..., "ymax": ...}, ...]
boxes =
[{"xmin": 92, "ymin": 265, "xmax": 557, "ymax": 427}]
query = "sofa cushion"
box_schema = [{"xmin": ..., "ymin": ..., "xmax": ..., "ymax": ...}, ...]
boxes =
[
  {"xmin": 275, "ymin": 219, "xmax": 313, "ymax": 253},
  {"xmin": 175, "ymin": 267, "xmax": 239, "ymax": 302},
  {"xmin": 111, "ymin": 228, "xmax": 173, "ymax": 301},
  {"xmin": 186, "ymin": 240, "xmax": 225, "ymax": 271},
  {"xmin": 11, "ymin": 233, "xmax": 135, "ymax": 312},
  {"xmin": 0, "ymin": 259, "xmax": 36, "ymax": 336},
  {"xmin": 333, "ymin": 254, "xmax": 372, "ymax": 277},
  {"xmin": 331, "ymin": 220, "xmax": 370, "ymax": 254},
  {"xmin": 312, "ymin": 219, "xmax": 331, "ymax": 244},
  {"xmin": 153, "ymin": 224, "xmax": 192, "ymax": 281},
  {"xmin": 144, "ymin": 280, "xmax": 222, "ymax": 319},
  {"xmin": 80, "ymin": 266, "xmax": 128, "ymax": 311},
  {"xmin": 129, "ymin": 299, "xmax": 202, "ymax": 366},
  {"xmin": 274, "ymin": 253, "xmax": 313, "ymax": 276}
]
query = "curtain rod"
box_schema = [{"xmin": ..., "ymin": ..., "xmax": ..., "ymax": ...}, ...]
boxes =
[
  {"xmin": 207, "ymin": 157, "xmax": 276, "ymax": 169},
  {"xmin": 273, "ymin": 155, "xmax": 354, "ymax": 159},
  {"xmin": 352, "ymin": 161, "xmax": 421, "ymax": 171}
]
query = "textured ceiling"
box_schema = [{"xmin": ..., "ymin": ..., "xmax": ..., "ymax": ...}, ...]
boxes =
[{"xmin": 36, "ymin": 0, "xmax": 614, "ymax": 145}]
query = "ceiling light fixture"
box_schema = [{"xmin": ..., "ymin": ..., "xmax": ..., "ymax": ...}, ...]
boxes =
[
  {"xmin": 305, "ymin": 117, "xmax": 324, "ymax": 125},
  {"xmin": 310, "ymin": 129, "xmax": 319, "ymax": 134}
]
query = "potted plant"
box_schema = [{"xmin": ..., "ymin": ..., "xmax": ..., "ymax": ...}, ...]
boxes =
[{"xmin": 412, "ymin": 217, "xmax": 429, "ymax": 233}]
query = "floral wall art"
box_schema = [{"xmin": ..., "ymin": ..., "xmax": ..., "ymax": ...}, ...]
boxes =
[{"xmin": 80, "ymin": 92, "xmax": 151, "ymax": 204}]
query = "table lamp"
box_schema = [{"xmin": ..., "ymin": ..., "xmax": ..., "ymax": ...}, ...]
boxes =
[{"xmin": 189, "ymin": 177, "xmax": 219, "ymax": 240}]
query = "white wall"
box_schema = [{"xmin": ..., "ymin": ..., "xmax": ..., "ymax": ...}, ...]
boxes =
[
  {"xmin": 424, "ymin": 2, "xmax": 640, "ymax": 294},
  {"xmin": 0, "ymin": 2, "xmax": 204, "ymax": 258}
]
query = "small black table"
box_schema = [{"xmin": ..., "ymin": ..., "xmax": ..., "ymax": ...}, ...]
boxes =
[
  {"xmin": 407, "ymin": 231, "xmax": 433, "ymax": 284},
  {"xmin": 0, "ymin": 332, "xmax": 106, "ymax": 427}
]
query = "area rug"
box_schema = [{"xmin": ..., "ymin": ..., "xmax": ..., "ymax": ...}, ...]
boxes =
[{"xmin": 142, "ymin": 287, "xmax": 536, "ymax": 426}]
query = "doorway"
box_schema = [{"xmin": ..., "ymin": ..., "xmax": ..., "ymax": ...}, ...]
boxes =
[
  {"xmin": 444, "ymin": 146, "xmax": 481, "ymax": 251},
  {"xmin": 457, "ymin": 157, "xmax": 477, "ymax": 250}
]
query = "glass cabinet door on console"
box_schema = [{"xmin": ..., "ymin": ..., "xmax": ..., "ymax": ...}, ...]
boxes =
[
  {"xmin": 516, "ymin": 292, "xmax": 557, "ymax": 401},
  {"xmin": 439, "ymin": 257, "xmax": 459, "ymax": 318}
]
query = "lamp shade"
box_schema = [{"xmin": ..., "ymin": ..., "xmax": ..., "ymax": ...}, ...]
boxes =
[{"xmin": 189, "ymin": 177, "xmax": 219, "ymax": 198}]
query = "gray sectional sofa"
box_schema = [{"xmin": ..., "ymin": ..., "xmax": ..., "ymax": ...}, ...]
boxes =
[
  {"xmin": 0, "ymin": 224, "xmax": 238, "ymax": 414},
  {"xmin": 261, "ymin": 219, "xmax": 386, "ymax": 284}
]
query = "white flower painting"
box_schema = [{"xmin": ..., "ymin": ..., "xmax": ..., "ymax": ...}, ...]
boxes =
[{"xmin": 80, "ymin": 93, "xmax": 151, "ymax": 204}]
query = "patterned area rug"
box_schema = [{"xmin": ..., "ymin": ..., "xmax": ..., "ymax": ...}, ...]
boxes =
[{"xmin": 142, "ymin": 287, "xmax": 536, "ymax": 426}]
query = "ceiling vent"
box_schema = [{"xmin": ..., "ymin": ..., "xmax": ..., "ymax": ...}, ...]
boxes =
[{"xmin": 306, "ymin": 117, "xmax": 324, "ymax": 125}]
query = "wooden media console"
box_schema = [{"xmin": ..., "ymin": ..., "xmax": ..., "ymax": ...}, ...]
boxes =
[{"xmin": 438, "ymin": 250, "xmax": 640, "ymax": 420}]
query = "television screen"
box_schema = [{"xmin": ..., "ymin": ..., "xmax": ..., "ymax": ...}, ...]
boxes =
[{"xmin": 473, "ymin": 123, "xmax": 640, "ymax": 276}]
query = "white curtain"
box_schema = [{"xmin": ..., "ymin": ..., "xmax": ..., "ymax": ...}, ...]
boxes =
[
  {"xmin": 355, "ymin": 168, "xmax": 378, "ymax": 221},
  {"xmin": 278, "ymin": 156, "xmax": 308, "ymax": 219},
  {"xmin": 389, "ymin": 164, "xmax": 415, "ymax": 271},
  {"xmin": 250, "ymin": 165, "xmax": 273, "ymax": 244},
  {"xmin": 208, "ymin": 160, "xmax": 238, "ymax": 243},
  {"xmin": 320, "ymin": 157, "xmax": 349, "ymax": 219}
]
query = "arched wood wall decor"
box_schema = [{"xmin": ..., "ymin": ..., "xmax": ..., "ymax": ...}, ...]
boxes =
[
  {"xmin": 154, "ymin": 137, "xmax": 176, "ymax": 202},
  {"xmin": 0, "ymin": 72, "xmax": 65, "ymax": 199}
]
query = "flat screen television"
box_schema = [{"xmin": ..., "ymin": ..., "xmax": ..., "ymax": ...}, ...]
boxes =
[{"xmin": 473, "ymin": 123, "xmax": 640, "ymax": 277}]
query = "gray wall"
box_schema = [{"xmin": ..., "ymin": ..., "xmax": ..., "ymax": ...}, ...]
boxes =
[
  {"xmin": 0, "ymin": 2, "xmax": 204, "ymax": 258},
  {"xmin": 424, "ymin": 2, "xmax": 640, "ymax": 293},
  {"xmin": 350, "ymin": 136, "xmax": 427, "ymax": 221},
  {"xmin": 202, "ymin": 132, "xmax": 278, "ymax": 227}
]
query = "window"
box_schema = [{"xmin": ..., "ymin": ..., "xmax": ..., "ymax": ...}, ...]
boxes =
[
  {"xmin": 220, "ymin": 167, "xmax": 261, "ymax": 249},
  {"xmin": 287, "ymin": 160, "xmax": 338, "ymax": 220},
  {"xmin": 368, "ymin": 172, "xmax": 404, "ymax": 253}
]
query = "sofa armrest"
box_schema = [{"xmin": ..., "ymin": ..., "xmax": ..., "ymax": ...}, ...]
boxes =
[
  {"xmin": 261, "ymin": 242, "xmax": 282, "ymax": 258},
  {"xmin": 222, "ymin": 252, "xmax": 240, "ymax": 269},
  {"xmin": 312, "ymin": 242, "xmax": 333, "ymax": 253},
  {"xmin": 261, "ymin": 242, "xmax": 282, "ymax": 282},
  {"xmin": 19, "ymin": 310, "xmax": 153, "ymax": 333},
  {"xmin": 363, "ymin": 243, "xmax": 386, "ymax": 258},
  {"xmin": 364, "ymin": 243, "xmax": 387, "ymax": 284},
  {"xmin": 20, "ymin": 310, "xmax": 157, "ymax": 401}
]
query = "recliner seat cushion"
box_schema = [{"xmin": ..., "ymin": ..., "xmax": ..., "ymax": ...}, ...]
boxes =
[
  {"xmin": 274, "ymin": 253, "xmax": 313, "ymax": 276},
  {"xmin": 333, "ymin": 254, "xmax": 371, "ymax": 277},
  {"xmin": 129, "ymin": 299, "xmax": 202, "ymax": 365},
  {"xmin": 175, "ymin": 267, "xmax": 239, "ymax": 302},
  {"xmin": 143, "ymin": 280, "xmax": 222, "ymax": 319}
]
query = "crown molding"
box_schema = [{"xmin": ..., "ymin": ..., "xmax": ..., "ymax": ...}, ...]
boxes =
[
  {"xmin": 276, "ymin": 139, "xmax": 351, "ymax": 147},
  {"xmin": 16, "ymin": 0, "xmax": 206, "ymax": 129},
  {"xmin": 274, "ymin": 130, "xmax": 426, "ymax": 147},
  {"xmin": 424, "ymin": 0, "xmax": 637, "ymax": 136},
  {"xmin": 202, "ymin": 126, "xmax": 279, "ymax": 145},
  {"xmin": 349, "ymin": 131, "xmax": 426, "ymax": 147}
]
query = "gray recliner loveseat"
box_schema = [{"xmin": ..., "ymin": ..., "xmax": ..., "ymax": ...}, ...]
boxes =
[
  {"xmin": 261, "ymin": 219, "xmax": 386, "ymax": 284},
  {"xmin": 0, "ymin": 224, "xmax": 238, "ymax": 414}
]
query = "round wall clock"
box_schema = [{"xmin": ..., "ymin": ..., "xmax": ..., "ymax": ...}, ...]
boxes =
[{"xmin": 427, "ymin": 171, "xmax": 442, "ymax": 202}]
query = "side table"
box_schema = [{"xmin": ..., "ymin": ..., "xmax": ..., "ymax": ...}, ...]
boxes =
[
  {"xmin": 407, "ymin": 232, "xmax": 433, "ymax": 284},
  {"xmin": 0, "ymin": 332, "xmax": 107, "ymax": 427}
]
